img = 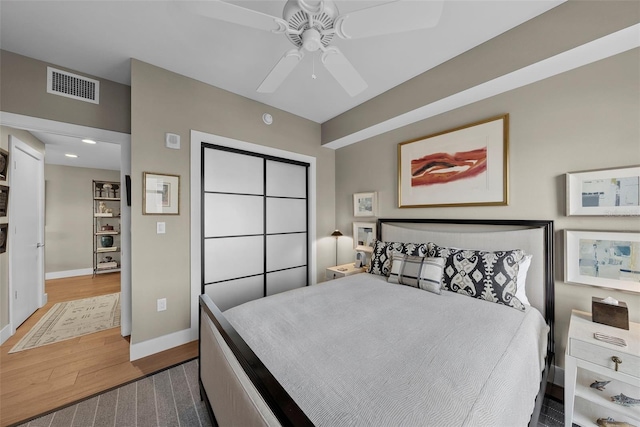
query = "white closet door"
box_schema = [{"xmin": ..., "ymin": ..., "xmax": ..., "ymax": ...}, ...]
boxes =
[
  {"xmin": 266, "ymin": 198, "xmax": 306, "ymax": 234},
  {"xmin": 205, "ymin": 193, "xmax": 263, "ymax": 238},
  {"xmin": 204, "ymin": 149, "xmax": 263, "ymax": 195},
  {"xmin": 267, "ymin": 267, "xmax": 307, "ymax": 296},
  {"xmin": 202, "ymin": 146, "xmax": 308, "ymax": 310},
  {"xmin": 204, "ymin": 236, "xmax": 264, "ymax": 283},
  {"xmin": 205, "ymin": 276, "xmax": 264, "ymax": 312},
  {"xmin": 266, "ymin": 233, "xmax": 307, "ymax": 272},
  {"xmin": 266, "ymin": 160, "xmax": 306, "ymax": 198}
]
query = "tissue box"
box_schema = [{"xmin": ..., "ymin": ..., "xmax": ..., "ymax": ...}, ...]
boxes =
[{"xmin": 592, "ymin": 297, "xmax": 629, "ymax": 330}]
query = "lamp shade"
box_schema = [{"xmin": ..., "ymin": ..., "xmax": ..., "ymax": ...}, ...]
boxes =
[{"xmin": 331, "ymin": 230, "xmax": 343, "ymax": 237}]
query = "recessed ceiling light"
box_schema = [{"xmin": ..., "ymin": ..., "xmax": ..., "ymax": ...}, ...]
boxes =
[
  {"xmin": 65, "ymin": 153, "xmax": 78, "ymax": 158},
  {"xmin": 82, "ymin": 139, "xmax": 97, "ymax": 144}
]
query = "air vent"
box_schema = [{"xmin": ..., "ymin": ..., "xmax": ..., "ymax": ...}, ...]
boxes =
[{"xmin": 47, "ymin": 67, "xmax": 100, "ymax": 104}]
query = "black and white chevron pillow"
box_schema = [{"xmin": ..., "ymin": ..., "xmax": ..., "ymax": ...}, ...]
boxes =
[{"xmin": 429, "ymin": 244, "xmax": 526, "ymax": 311}]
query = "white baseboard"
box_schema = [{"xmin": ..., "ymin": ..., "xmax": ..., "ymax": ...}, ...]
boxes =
[
  {"xmin": 129, "ymin": 327, "xmax": 198, "ymax": 361},
  {"xmin": 45, "ymin": 268, "xmax": 93, "ymax": 280},
  {"xmin": 0, "ymin": 324, "xmax": 12, "ymax": 345}
]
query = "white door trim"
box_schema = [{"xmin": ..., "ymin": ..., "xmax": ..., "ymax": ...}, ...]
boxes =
[
  {"xmin": 8, "ymin": 136, "xmax": 45, "ymax": 335},
  {"xmin": 0, "ymin": 111, "xmax": 132, "ymax": 339}
]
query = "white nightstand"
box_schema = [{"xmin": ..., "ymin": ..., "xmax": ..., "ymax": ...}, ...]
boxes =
[
  {"xmin": 564, "ymin": 310, "xmax": 640, "ymax": 427},
  {"xmin": 325, "ymin": 263, "xmax": 366, "ymax": 281}
]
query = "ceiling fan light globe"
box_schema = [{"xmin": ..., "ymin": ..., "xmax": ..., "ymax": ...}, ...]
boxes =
[{"xmin": 302, "ymin": 28, "xmax": 322, "ymax": 51}]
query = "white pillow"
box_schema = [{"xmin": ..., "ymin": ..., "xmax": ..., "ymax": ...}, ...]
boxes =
[{"xmin": 515, "ymin": 254, "xmax": 532, "ymax": 306}]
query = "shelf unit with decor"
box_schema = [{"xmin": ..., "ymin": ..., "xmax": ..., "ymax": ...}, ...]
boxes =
[
  {"xmin": 564, "ymin": 310, "xmax": 640, "ymax": 427},
  {"xmin": 93, "ymin": 180, "xmax": 121, "ymax": 276}
]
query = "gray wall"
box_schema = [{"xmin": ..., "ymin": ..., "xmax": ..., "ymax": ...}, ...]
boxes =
[
  {"xmin": 0, "ymin": 127, "xmax": 46, "ymax": 331},
  {"xmin": 334, "ymin": 48, "xmax": 640, "ymax": 368},
  {"xmin": 44, "ymin": 164, "xmax": 121, "ymax": 274},
  {"xmin": 130, "ymin": 59, "xmax": 334, "ymax": 344},
  {"xmin": 0, "ymin": 50, "xmax": 131, "ymax": 134}
]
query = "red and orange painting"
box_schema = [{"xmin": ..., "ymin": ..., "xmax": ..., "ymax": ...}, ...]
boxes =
[{"xmin": 410, "ymin": 147, "xmax": 487, "ymax": 187}]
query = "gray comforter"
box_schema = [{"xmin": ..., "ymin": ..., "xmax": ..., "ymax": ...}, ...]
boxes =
[{"xmin": 224, "ymin": 273, "xmax": 549, "ymax": 427}]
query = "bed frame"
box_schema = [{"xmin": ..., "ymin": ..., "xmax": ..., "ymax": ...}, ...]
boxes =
[{"xmin": 199, "ymin": 218, "xmax": 554, "ymax": 427}]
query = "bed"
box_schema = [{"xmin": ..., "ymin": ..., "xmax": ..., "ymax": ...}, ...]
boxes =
[{"xmin": 198, "ymin": 218, "xmax": 555, "ymax": 426}]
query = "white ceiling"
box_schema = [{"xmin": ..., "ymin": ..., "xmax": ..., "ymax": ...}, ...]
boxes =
[
  {"xmin": 0, "ymin": 0, "xmax": 564, "ymax": 124},
  {"xmin": 30, "ymin": 131, "xmax": 121, "ymax": 171}
]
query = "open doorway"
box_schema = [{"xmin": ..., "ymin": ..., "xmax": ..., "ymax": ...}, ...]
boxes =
[{"xmin": 0, "ymin": 113, "xmax": 131, "ymax": 340}]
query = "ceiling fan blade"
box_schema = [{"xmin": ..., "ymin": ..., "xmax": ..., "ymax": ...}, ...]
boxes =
[
  {"xmin": 334, "ymin": 0, "xmax": 443, "ymax": 39},
  {"xmin": 321, "ymin": 47, "xmax": 367, "ymax": 97},
  {"xmin": 257, "ymin": 49, "xmax": 305, "ymax": 93},
  {"xmin": 184, "ymin": 0, "xmax": 288, "ymax": 33}
]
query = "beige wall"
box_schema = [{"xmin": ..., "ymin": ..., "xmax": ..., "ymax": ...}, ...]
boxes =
[
  {"xmin": 130, "ymin": 59, "xmax": 334, "ymax": 344},
  {"xmin": 0, "ymin": 50, "xmax": 131, "ymax": 134},
  {"xmin": 0, "ymin": 127, "xmax": 45, "ymax": 331},
  {"xmin": 334, "ymin": 49, "xmax": 640, "ymax": 368},
  {"xmin": 44, "ymin": 164, "xmax": 120, "ymax": 274}
]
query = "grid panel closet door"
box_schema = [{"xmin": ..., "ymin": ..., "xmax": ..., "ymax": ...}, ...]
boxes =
[{"xmin": 202, "ymin": 145, "xmax": 309, "ymax": 311}]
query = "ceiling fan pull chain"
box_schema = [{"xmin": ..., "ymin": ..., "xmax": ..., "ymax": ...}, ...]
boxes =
[{"xmin": 312, "ymin": 53, "xmax": 317, "ymax": 80}]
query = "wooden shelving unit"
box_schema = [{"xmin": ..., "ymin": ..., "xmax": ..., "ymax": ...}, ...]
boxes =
[{"xmin": 93, "ymin": 180, "xmax": 121, "ymax": 276}]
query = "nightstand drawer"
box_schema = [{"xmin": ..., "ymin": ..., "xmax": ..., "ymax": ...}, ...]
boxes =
[{"xmin": 570, "ymin": 338, "xmax": 640, "ymax": 378}]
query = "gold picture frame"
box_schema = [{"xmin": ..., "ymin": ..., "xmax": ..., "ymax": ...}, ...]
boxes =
[
  {"xmin": 398, "ymin": 114, "xmax": 509, "ymax": 208},
  {"xmin": 143, "ymin": 172, "xmax": 180, "ymax": 215}
]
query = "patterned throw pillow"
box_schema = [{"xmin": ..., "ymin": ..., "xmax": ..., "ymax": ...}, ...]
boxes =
[
  {"xmin": 368, "ymin": 241, "xmax": 430, "ymax": 277},
  {"xmin": 387, "ymin": 253, "xmax": 445, "ymax": 294},
  {"xmin": 429, "ymin": 244, "xmax": 526, "ymax": 311}
]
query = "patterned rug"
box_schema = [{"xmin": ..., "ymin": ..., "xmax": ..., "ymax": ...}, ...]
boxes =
[{"xmin": 9, "ymin": 293, "xmax": 120, "ymax": 353}]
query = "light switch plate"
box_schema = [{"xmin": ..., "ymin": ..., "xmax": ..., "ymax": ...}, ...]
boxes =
[{"xmin": 157, "ymin": 222, "xmax": 165, "ymax": 234}]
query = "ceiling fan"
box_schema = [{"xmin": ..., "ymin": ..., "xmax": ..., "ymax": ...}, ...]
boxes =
[{"xmin": 187, "ymin": 0, "xmax": 443, "ymax": 97}]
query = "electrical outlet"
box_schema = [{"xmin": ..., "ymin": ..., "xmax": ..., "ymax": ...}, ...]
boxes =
[{"xmin": 157, "ymin": 298, "xmax": 167, "ymax": 312}]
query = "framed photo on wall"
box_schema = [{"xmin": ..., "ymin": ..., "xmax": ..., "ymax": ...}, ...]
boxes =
[
  {"xmin": 143, "ymin": 172, "xmax": 180, "ymax": 215},
  {"xmin": 398, "ymin": 114, "xmax": 509, "ymax": 208},
  {"xmin": 565, "ymin": 230, "xmax": 640, "ymax": 293},
  {"xmin": 566, "ymin": 166, "xmax": 640, "ymax": 216},
  {"xmin": 353, "ymin": 192, "xmax": 377, "ymax": 217},
  {"xmin": 353, "ymin": 222, "xmax": 376, "ymax": 253}
]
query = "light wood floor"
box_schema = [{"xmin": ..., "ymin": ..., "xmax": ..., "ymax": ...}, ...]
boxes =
[{"xmin": 0, "ymin": 273, "xmax": 198, "ymax": 427}]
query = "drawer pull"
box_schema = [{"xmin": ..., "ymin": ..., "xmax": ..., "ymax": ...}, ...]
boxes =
[{"xmin": 611, "ymin": 356, "xmax": 622, "ymax": 371}]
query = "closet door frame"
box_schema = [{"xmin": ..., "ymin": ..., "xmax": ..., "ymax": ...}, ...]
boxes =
[
  {"xmin": 201, "ymin": 143, "xmax": 309, "ymax": 304},
  {"xmin": 189, "ymin": 130, "xmax": 317, "ymax": 336}
]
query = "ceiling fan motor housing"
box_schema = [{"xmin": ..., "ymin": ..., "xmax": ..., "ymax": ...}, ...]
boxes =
[{"xmin": 283, "ymin": 0, "xmax": 338, "ymax": 50}]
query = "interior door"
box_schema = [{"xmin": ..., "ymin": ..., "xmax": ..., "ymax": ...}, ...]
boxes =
[{"xmin": 9, "ymin": 135, "xmax": 45, "ymax": 329}]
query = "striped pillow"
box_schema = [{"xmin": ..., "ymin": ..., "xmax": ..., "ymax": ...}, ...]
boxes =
[{"xmin": 387, "ymin": 253, "xmax": 445, "ymax": 294}]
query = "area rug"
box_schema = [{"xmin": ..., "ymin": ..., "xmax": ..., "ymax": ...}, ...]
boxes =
[{"xmin": 9, "ymin": 293, "xmax": 120, "ymax": 353}]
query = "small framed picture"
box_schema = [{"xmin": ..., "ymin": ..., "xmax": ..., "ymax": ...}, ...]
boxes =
[
  {"xmin": 143, "ymin": 172, "xmax": 180, "ymax": 215},
  {"xmin": 353, "ymin": 222, "xmax": 376, "ymax": 253},
  {"xmin": 565, "ymin": 230, "xmax": 640, "ymax": 293},
  {"xmin": 353, "ymin": 192, "xmax": 377, "ymax": 217},
  {"xmin": 566, "ymin": 166, "xmax": 640, "ymax": 216}
]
